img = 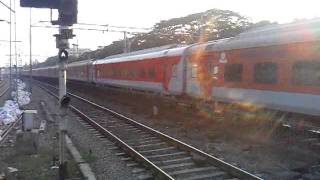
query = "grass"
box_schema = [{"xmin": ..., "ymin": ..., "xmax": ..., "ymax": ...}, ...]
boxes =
[
  {"xmin": 4, "ymin": 147, "xmax": 81, "ymax": 180},
  {"xmin": 82, "ymin": 150, "xmax": 97, "ymax": 163},
  {"xmin": 5, "ymin": 149, "xmax": 57, "ymax": 180}
]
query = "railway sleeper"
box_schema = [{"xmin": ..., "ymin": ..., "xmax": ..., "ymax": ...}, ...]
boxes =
[
  {"xmin": 87, "ymin": 128, "xmax": 97, "ymax": 131},
  {"xmin": 123, "ymin": 136, "xmax": 157, "ymax": 144},
  {"xmin": 128, "ymin": 129, "xmax": 143, "ymax": 133},
  {"xmin": 134, "ymin": 132, "xmax": 152, "ymax": 138},
  {"xmin": 128, "ymin": 138, "xmax": 162, "ymax": 146},
  {"xmin": 122, "ymin": 125, "xmax": 139, "ymax": 129},
  {"xmin": 86, "ymin": 114, "xmax": 104, "ymax": 119},
  {"xmin": 160, "ymin": 162, "xmax": 196, "ymax": 172},
  {"xmin": 139, "ymin": 148, "xmax": 180, "ymax": 157},
  {"xmin": 94, "ymin": 121, "xmax": 109, "ymax": 126},
  {"xmin": 181, "ymin": 171, "xmax": 229, "ymax": 180},
  {"xmin": 82, "ymin": 124, "xmax": 93, "ymax": 128},
  {"xmin": 107, "ymin": 146, "xmax": 119, "ymax": 150},
  {"xmin": 107, "ymin": 120, "xmax": 119, "ymax": 123},
  {"xmin": 134, "ymin": 142, "xmax": 168, "ymax": 150},
  {"xmin": 137, "ymin": 173, "xmax": 153, "ymax": 180},
  {"xmin": 101, "ymin": 141, "xmax": 115, "ymax": 146},
  {"xmin": 91, "ymin": 133, "xmax": 102, "ymax": 137},
  {"xmin": 153, "ymin": 157, "xmax": 193, "ymax": 166},
  {"xmin": 138, "ymin": 146, "xmax": 176, "ymax": 155},
  {"xmin": 107, "ymin": 123, "xmax": 130, "ymax": 128},
  {"xmin": 169, "ymin": 166, "xmax": 218, "ymax": 178},
  {"xmin": 146, "ymin": 151, "xmax": 188, "ymax": 161},
  {"xmin": 126, "ymin": 161, "xmax": 140, "ymax": 167},
  {"xmin": 115, "ymin": 152, "xmax": 126, "ymax": 156},
  {"xmin": 125, "ymin": 137, "xmax": 159, "ymax": 145},
  {"xmin": 110, "ymin": 128, "xmax": 139, "ymax": 134},
  {"xmin": 127, "ymin": 134, "xmax": 157, "ymax": 142},
  {"xmin": 131, "ymin": 167, "xmax": 147, "ymax": 174},
  {"xmin": 120, "ymin": 157, "xmax": 132, "ymax": 161}
]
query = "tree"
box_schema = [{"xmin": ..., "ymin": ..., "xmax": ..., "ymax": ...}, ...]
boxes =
[
  {"xmin": 130, "ymin": 9, "xmax": 251, "ymax": 51},
  {"xmin": 39, "ymin": 8, "xmax": 253, "ymax": 65},
  {"xmin": 247, "ymin": 20, "xmax": 278, "ymax": 30}
]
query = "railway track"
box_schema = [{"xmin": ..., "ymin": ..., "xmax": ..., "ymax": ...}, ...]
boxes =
[
  {"xmin": 0, "ymin": 116, "xmax": 21, "ymax": 147},
  {"xmin": 0, "ymin": 80, "xmax": 9, "ymax": 98},
  {"xmin": 36, "ymin": 80, "xmax": 262, "ymax": 180},
  {"xmin": 0, "ymin": 80, "xmax": 17, "ymax": 147}
]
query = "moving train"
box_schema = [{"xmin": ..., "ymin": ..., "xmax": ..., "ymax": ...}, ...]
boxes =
[{"xmin": 24, "ymin": 19, "xmax": 320, "ymax": 116}]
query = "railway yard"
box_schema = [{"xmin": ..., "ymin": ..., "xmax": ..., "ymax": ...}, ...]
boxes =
[
  {"xmin": 45, "ymin": 80, "xmax": 320, "ymax": 179},
  {"xmin": 1, "ymin": 3, "xmax": 320, "ymax": 180},
  {"xmin": 0, "ymin": 78, "xmax": 319, "ymax": 179}
]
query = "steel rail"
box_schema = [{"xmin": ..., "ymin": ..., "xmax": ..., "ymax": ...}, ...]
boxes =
[
  {"xmin": 36, "ymin": 80, "xmax": 263, "ymax": 180},
  {"xmin": 0, "ymin": 116, "xmax": 22, "ymax": 145},
  {"xmin": 0, "ymin": 80, "xmax": 7, "ymax": 89},
  {"xmin": 0, "ymin": 80, "xmax": 9, "ymax": 99},
  {"xmin": 37, "ymin": 81, "xmax": 174, "ymax": 180}
]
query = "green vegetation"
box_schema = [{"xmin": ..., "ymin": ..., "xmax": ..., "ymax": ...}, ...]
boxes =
[
  {"xmin": 31, "ymin": 8, "xmax": 276, "ymax": 68},
  {"xmin": 4, "ymin": 148, "xmax": 81, "ymax": 180}
]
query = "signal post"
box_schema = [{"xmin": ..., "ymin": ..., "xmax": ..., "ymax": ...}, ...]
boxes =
[{"xmin": 20, "ymin": 0, "xmax": 77, "ymax": 179}]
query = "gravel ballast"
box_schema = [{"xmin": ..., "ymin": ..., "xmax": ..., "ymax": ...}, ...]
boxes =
[
  {"xmin": 30, "ymin": 82, "xmax": 139, "ymax": 180},
  {"xmin": 65, "ymin": 81, "xmax": 320, "ymax": 179}
]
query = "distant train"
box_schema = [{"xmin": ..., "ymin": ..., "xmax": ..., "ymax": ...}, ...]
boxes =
[{"xmin": 24, "ymin": 19, "xmax": 320, "ymax": 116}]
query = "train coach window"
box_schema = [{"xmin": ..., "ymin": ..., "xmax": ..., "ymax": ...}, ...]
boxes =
[
  {"xmin": 106, "ymin": 69, "xmax": 112, "ymax": 77},
  {"xmin": 210, "ymin": 64, "xmax": 219, "ymax": 76},
  {"xmin": 110, "ymin": 69, "xmax": 115, "ymax": 77},
  {"xmin": 128, "ymin": 69, "xmax": 133, "ymax": 78},
  {"xmin": 128, "ymin": 69, "xmax": 137, "ymax": 78},
  {"xmin": 172, "ymin": 64, "xmax": 178, "ymax": 77},
  {"xmin": 115, "ymin": 70, "xmax": 121, "ymax": 77},
  {"xmin": 292, "ymin": 61, "xmax": 320, "ymax": 86},
  {"xmin": 191, "ymin": 64, "xmax": 198, "ymax": 78},
  {"xmin": 97, "ymin": 69, "xmax": 100, "ymax": 77},
  {"xmin": 148, "ymin": 67, "xmax": 155, "ymax": 79},
  {"xmin": 123, "ymin": 69, "xmax": 129, "ymax": 77},
  {"xmin": 139, "ymin": 68, "xmax": 146, "ymax": 77},
  {"xmin": 224, "ymin": 64, "xmax": 242, "ymax": 82},
  {"xmin": 254, "ymin": 62, "xmax": 277, "ymax": 84}
]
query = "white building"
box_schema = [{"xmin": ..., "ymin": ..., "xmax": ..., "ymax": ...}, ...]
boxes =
[{"xmin": 68, "ymin": 45, "xmax": 91, "ymax": 58}]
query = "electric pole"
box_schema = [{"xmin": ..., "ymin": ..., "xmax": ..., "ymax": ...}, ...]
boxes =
[
  {"xmin": 14, "ymin": 0, "xmax": 18, "ymax": 105},
  {"xmin": 29, "ymin": 8, "xmax": 32, "ymax": 92},
  {"xmin": 123, "ymin": 31, "xmax": 127, "ymax": 53},
  {"xmin": 9, "ymin": 0, "xmax": 12, "ymax": 90}
]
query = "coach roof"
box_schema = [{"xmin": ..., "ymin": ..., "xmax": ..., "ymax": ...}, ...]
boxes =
[
  {"xmin": 206, "ymin": 18, "xmax": 320, "ymax": 51},
  {"xmin": 94, "ymin": 46, "xmax": 186, "ymax": 65}
]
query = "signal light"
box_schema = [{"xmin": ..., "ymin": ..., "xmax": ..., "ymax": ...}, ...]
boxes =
[
  {"xmin": 60, "ymin": 95, "xmax": 71, "ymax": 108},
  {"xmin": 20, "ymin": 0, "xmax": 60, "ymax": 9},
  {"xmin": 20, "ymin": 0, "xmax": 78, "ymax": 26},
  {"xmin": 59, "ymin": 0, "xmax": 78, "ymax": 26}
]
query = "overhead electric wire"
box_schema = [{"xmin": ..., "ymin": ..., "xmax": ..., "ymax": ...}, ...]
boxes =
[
  {"xmin": 31, "ymin": 24, "xmax": 200, "ymax": 38},
  {"xmin": 0, "ymin": 0, "xmax": 15, "ymax": 12}
]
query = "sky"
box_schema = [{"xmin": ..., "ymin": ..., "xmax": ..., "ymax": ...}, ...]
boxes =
[{"xmin": 1, "ymin": 0, "xmax": 320, "ymax": 67}]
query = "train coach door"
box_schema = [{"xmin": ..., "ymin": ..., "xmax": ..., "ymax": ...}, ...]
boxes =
[
  {"xmin": 88, "ymin": 60, "xmax": 94, "ymax": 83},
  {"xmin": 163, "ymin": 62, "xmax": 171, "ymax": 91}
]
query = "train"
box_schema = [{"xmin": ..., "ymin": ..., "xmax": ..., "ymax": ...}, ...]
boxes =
[{"xmin": 24, "ymin": 19, "xmax": 320, "ymax": 116}]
